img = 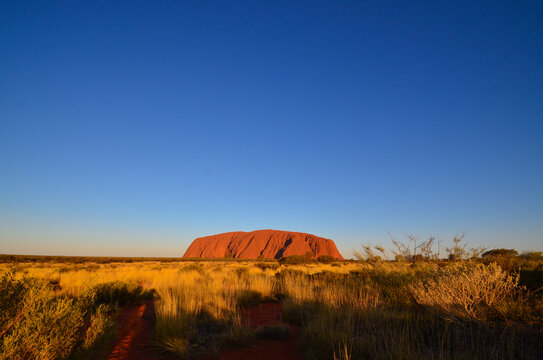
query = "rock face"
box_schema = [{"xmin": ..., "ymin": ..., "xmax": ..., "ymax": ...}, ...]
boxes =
[{"xmin": 183, "ymin": 229, "xmax": 344, "ymax": 260}]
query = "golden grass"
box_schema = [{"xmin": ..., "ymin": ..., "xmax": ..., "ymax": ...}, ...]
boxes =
[{"xmin": 2, "ymin": 259, "xmax": 541, "ymax": 359}]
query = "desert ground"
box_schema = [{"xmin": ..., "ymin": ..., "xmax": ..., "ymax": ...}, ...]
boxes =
[{"xmin": 1, "ymin": 251, "xmax": 542, "ymax": 360}]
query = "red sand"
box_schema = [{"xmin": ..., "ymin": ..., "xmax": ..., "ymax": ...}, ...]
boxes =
[
  {"xmin": 108, "ymin": 301, "xmax": 303, "ymax": 360},
  {"xmin": 107, "ymin": 300, "xmax": 171, "ymax": 360},
  {"xmin": 215, "ymin": 302, "xmax": 304, "ymax": 360},
  {"xmin": 184, "ymin": 229, "xmax": 344, "ymax": 260}
]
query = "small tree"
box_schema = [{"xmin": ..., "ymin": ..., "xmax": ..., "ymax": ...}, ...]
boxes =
[
  {"xmin": 303, "ymin": 251, "xmax": 314, "ymax": 262},
  {"xmin": 468, "ymin": 246, "xmax": 486, "ymax": 260},
  {"xmin": 482, "ymin": 249, "xmax": 519, "ymax": 258},
  {"xmin": 446, "ymin": 234, "xmax": 467, "ymax": 260},
  {"xmin": 317, "ymin": 255, "xmax": 336, "ymax": 263},
  {"xmin": 520, "ymin": 251, "xmax": 543, "ymax": 260},
  {"xmin": 389, "ymin": 234, "xmax": 437, "ymax": 263}
]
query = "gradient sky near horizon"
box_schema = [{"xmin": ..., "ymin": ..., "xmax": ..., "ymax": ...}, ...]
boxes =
[{"xmin": 1, "ymin": 1, "xmax": 542, "ymax": 257}]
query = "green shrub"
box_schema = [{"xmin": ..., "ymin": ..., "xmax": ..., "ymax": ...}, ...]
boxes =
[
  {"xmin": 179, "ymin": 263, "xmax": 204, "ymax": 273},
  {"xmin": 254, "ymin": 262, "xmax": 280, "ymax": 271},
  {"xmin": 317, "ymin": 255, "xmax": 336, "ymax": 263},
  {"xmin": 0, "ymin": 273, "xmax": 84, "ymax": 360},
  {"xmin": 279, "ymin": 254, "xmax": 311, "ymax": 265},
  {"xmin": 71, "ymin": 304, "xmax": 117, "ymax": 360},
  {"xmin": 92, "ymin": 281, "xmax": 153, "ymax": 307},
  {"xmin": 482, "ymin": 249, "xmax": 519, "ymax": 258}
]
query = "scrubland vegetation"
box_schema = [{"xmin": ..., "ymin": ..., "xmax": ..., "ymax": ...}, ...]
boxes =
[{"xmin": 1, "ymin": 242, "xmax": 542, "ymax": 359}]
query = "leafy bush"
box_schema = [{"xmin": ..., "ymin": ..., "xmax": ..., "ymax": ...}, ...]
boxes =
[
  {"xmin": 179, "ymin": 263, "xmax": 204, "ymax": 273},
  {"xmin": 317, "ymin": 255, "xmax": 336, "ymax": 263},
  {"xmin": 0, "ymin": 274, "xmax": 132, "ymax": 360},
  {"xmin": 254, "ymin": 262, "xmax": 280, "ymax": 271},
  {"xmin": 92, "ymin": 281, "xmax": 153, "ymax": 307},
  {"xmin": 279, "ymin": 252, "xmax": 314, "ymax": 265},
  {"xmin": 482, "ymin": 249, "xmax": 519, "ymax": 258},
  {"xmin": 71, "ymin": 304, "xmax": 116, "ymax": 360},
  {"xmin": 0, "ymin": 273, "xmax": 84, "ymax": 360}
]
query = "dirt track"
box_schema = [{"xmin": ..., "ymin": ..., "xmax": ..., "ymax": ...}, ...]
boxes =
[
  {"xmin": 213, "ymin": 302, "xmax": 303, "ymax": 360},
  {"xmin": 107, "ymin": 300, "xmax": 170, "ymax": 360},
  {"xmin": 107, "ymin": 300, "xmax": 303, "ymax": 360}
]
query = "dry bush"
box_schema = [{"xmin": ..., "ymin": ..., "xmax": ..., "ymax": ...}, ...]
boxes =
[{"xmin": 409, "ymin": 262, "xmax": 519, "ymax": 320}]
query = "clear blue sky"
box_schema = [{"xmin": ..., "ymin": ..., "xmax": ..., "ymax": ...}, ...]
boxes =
[{"xmin": 1, "ymin": 1, "xmax": 542, "ymax": 257}]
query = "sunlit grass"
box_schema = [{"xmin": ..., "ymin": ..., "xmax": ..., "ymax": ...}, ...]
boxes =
[{"xmin": 1, "ymin": 259, "xmax": 541, "ymax": 359}]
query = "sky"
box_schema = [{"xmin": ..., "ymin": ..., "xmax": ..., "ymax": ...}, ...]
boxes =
[{"xmin": 1, "ymin": 1, "xmax": 542, "ymax": 257}]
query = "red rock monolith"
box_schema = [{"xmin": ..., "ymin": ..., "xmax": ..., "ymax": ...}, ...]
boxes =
[{"xmin": 183, "ymin": 229, "xmax": 344, "ymax": 260}]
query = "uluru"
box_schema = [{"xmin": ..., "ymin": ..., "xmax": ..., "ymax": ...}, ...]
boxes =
[{"xmin": 183, "ymin": 229, "xmax": 344, "ymax": 260}]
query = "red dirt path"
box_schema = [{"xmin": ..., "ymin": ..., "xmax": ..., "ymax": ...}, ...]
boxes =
[
  {"xmin": 107, "ymin": 300, "xmax": 171, "ymax": 360},
  {"xmin": 215, "ymin": 302, "xmax": 304, "ymax": 360},
  {"xmin": 108, "ymin": 300, "xmax": 303, "ymax": 360}
]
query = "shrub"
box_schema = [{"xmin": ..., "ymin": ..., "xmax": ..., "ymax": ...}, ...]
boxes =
[
  {"xmin": 409, "ymin": 263, "xmax": 519, "ymax": 320},
  {"xmin": 179, "ymin": 263, "xmax": 204, "ymax": 273},
  {"xmin": 0, "ymin": 273, "xmax": 84, "ymax": 360},
  {"xmin": 71, "ymin": 304, "xmax": 116, "ymax": 360},
  {"xmin": 279, "ymin": 253, "xmax": 313, "ymax": 265},
  {"xmin": 237, "ymin": 290, "xmax": 264, "ymax": 307},
  {"xmin": 92, "ymin": 281, "xmax": 153, "ymax": 307},
  {"xmin": 317, "ymin": 255, "xmax": 336, "ymax": 263},
  {"xmin": 254, "ymin": 262, "xmax": 280, "ymax": 271},
  {"xmin": 275, "ymin": 269, "xmax": 305, "ymax": 280},
  {"xmin": 256, "ymin": 325, "xmax": 290, "ymax": 339},
  {"xmin": 482, "ymin": 249, "xmax": 519, "ymax": 258},
  {"xmin": 220, "ymin": 326, "xmax": 256, "ymax": 348}
]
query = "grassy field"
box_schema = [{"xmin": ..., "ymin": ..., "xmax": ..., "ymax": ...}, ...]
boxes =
[{"xmin": 0, "ymin": 254, "xmax": 542, "ymax": 359}]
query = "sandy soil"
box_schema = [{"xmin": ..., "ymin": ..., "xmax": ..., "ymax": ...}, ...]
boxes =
[
  {"xmin": 108, "ymin": 300, "xmax": 303, "ymax": 360},
  {"xmin": 107, "ymin": 300, "xmax": 171, "ymax": 360},
  {"xmin": 216, "ymin": 302, "xmax": 304, "ymax": 360}
]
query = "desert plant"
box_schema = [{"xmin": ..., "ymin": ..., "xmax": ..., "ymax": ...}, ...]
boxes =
[
  {"xmin": 71, "ymin": 304, "xmax": 116, "ymax": 360},
  {"xmin": 0, "ymin": 273, "xmax": 84, "ymax": 360},
  {"xmin": 482, "ymin": 249, "xmax": 519, "ymax": 258},
  {"xmin": 446, "ymin": 234, "xmax": 468, "ymax": 260},
  {"xmin": 389, "ymin": 234, "xmax": 437, "ymax": 263},
  {"xmin": 409, "ymin": 262, "xmax": 519, "ymax": 320},
  {"xmin": 354, "ymin": 245, "xmax": 385, "ymax": 262},
  {"xmin": 317, "ymin": 255, "xmax": 336, "ymax": 263},
  {"xmin": 92, "ymin": 281, "xmax": 153, "ymax": 307},
  {"xmin": 256, "ymin": 324, "xmax": 290, "ymax": 339},
  {"xmin": 279, "ymin": 253, "xmax": 313, "ymax": 265}
]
